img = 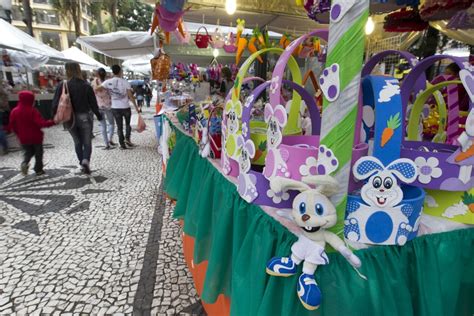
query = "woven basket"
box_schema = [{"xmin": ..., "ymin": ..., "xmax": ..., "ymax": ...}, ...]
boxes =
[{"xmin": 151, "ymin": 52, "xmax": 171, "ymax": 81}]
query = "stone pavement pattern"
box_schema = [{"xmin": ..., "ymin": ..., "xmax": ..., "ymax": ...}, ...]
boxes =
[{"xmin": 0, "ymin": 111, "xmax": 201, "ymax": 315}]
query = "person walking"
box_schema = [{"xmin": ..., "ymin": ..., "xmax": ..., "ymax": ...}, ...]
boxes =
[
  {"xmin": 144, "ymin": 83, "xmax": 153, "ymax": 108},
  {"xmin": 0, "ymin": 84, "xmax": 9, "ymax": 155},
  {"xmin": 99, "ymin": 65, "xmax": 140, "ymax": 150},
  {"xmin": 7, "ymin": 90, "xmax": 55, "ymax": 175},
  {"xmin": 92, "ymin": 68, "xmax": 116, "ymax": 149},
  {"xmin": 135, "ymin": 84, "xmax": 145, "ymax": 113},
  {"xmin": 52, "ymin": 62, "xmax": 102, "ymax": 175},
  {"xmin": 219, "ymin": 67, "xmax": 234, "ymax": 97}
]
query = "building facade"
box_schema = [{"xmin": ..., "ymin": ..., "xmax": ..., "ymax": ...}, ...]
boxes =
[{"xmin": 7, "ymin": 0, "xmax": 92, "ymax": 51}]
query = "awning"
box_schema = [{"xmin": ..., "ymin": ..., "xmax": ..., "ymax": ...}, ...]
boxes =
[{"xmin": 62, "ymin": 47, "xmax": 110, "ymax": 71}]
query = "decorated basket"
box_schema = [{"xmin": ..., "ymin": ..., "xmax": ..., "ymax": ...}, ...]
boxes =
[
  {"xmin": 237, "ymin": 79, "xmax": 321, "ymax": 206},
  {"xmin": 150, "ymin": 50, "xmax": 171, "ymax": 81},
  {"xmin": 221, "ymin": 47, "xmax": 305, "ymax": 177},
  {"xmin": 400, "ymin": 54, "xmax": 474, "ymax": 224},
  {"xmin": 344, "ymin": 76, "xmax": 426, "ymax": 246},
  {"xmin": 194, "ymin": 26, "xmax": 212, "ymax": 49}
]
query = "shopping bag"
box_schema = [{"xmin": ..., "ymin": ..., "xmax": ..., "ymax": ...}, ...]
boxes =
[{"xmin": 137, "ymin": 114, "xmax": 146, "ymax": 133}]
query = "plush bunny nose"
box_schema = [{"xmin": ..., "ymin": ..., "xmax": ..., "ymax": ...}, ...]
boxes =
[
  {"xmin": 380, "ymin": 189, "xmax": 385, "ymax": 192},
  {"xmin": 302, "ymin": 214, "xmax": 310, "ymax": 222}
]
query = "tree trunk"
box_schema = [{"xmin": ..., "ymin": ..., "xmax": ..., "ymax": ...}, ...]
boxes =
[
  {"xmin": 95, "ymin": 10, "xmax": 103, "ymax": 34},
  {"xmin": 72, "ymin": 1, "xmax": 81, "ymax": 38},
  {"xmin": 21, "ymin": 0, "xmax": 34, "ymax": 36},
  {"xmin": 110, "ymin": 0, "xmax": 118, "ymax": 32}
]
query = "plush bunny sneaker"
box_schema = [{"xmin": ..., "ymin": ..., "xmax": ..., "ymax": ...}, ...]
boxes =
[
  {"xmin": 266, "ymin": 175, "xmax": 361, "ymax": 310},
  {"xmin": 344, "ymin": 156, "xmax": 418, "ymax": 245}
]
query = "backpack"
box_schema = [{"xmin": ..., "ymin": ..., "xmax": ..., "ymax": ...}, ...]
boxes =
[{"xmin": 54, "ymin": 80, "xmax": 74, "ymax": 128}]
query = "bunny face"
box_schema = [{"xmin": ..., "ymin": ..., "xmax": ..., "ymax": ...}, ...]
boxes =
[
  {"xmin": 353, "ymin": 156, "xmax": 418, "ymax": 208},
  {"xmin": 361, "ymin": 170, "xmax": 402, "ymax": 207},
  {"xmin": 237, "ymin": 136, "xmax": 255, "ymax": 173},
  {"xmin": 225, "ymin": 100, "xmax": 242, "ymax": 135},
  {"xmin": 265, "ymin": 103, "xmax": 287, "ymax": 149},
  {"xmin": 292, "ymin": 190, "xmax": 337, "ymax": 234}
]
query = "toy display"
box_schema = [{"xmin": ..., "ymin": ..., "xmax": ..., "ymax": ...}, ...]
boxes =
[{"xmin": 266, "ymin": 171, "xmax": 361, "ymax": 310}]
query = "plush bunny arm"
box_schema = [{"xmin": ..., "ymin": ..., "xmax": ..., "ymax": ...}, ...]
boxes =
[{"xmin": 324, "ymin": 231, "xmax": 361, "ymax": 268}]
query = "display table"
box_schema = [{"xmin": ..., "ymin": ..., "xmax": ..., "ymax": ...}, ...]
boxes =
[
  {"xmin": 163, "ymin": 117, "xmax": 474, "ymax": 316},
  {"xmin": 8, "ymin": 93, "xmax": 55, "ymax": 119}
]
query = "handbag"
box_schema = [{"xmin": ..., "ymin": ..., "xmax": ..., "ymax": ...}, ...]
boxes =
[
  {"xmin": 223, "ymin": 32, "xmax": 237, "ymax": 53},
  {"xmin": 54, "ymin": 80, "xmax": 74, "ymax": 128},
  {"xmin": 194, "ymin": 26, "xmax": 212, "ymax": 49},
  {"xmin": 151, "ymin": 50, "xmax": 171, "ymax": 81},
  {"xmin": 210, "ymin": 27, "xmax": 225, "ymax": 49}
]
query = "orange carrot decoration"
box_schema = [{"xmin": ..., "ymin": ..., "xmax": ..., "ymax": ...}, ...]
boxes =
[
  {"xmin": 236, "ymin": 19, "xmax": 245, "ymax": 43},
  {"xmin": 165, "ymin": 32, "xmax": 170, "ymax": 44},
  {"xmin": 236, "ymin": 36, "xmax": 248, "ymax": 64},
  {"xmin": 279, "ymin": 33, "xmax": 287, "ymax": 48},
  {"xmin": 177, "ymin": 19, "xmax": 186, "ymax": 37},
  {"xmin": 455, "ymin": 144, "xmax": 474, "ymax": 162},
  {"xmin": 248, "ymin": 36, "xmax": 263, "ymax": 63},
  {"xmin": 461, "ymin": 192, "xmax": 474, "ymax": 213},
  {"xmin": 381, "ymin": 113, "xmax": 401, "ymax": 147}
]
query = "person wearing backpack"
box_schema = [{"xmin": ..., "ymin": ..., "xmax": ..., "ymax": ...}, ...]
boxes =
[
  {"xmin": 52, "ymin": 62, "xmax": 102, "ymax": 175},
  {"xmin": 7, "ymin": 90, "xmax": 55, "ymax": 175}
]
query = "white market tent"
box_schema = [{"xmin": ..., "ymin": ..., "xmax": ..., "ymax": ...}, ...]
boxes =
[
  {"xmin": 0, "ymin": 18, "xmax": 68, "ymax": 64},
  {"xmin": 62, "ymin": 47, "xmax": 110, "ymax": 71}
]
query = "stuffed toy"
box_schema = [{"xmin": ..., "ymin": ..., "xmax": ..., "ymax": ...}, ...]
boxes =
[{"xmin": 266, "ymin": 163, "xmax": 361, "ymax": 310}]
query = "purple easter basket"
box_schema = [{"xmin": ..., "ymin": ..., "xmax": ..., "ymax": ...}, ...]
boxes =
[
  {"xmin": 223, "ymin": 32, "xmax": 237, "ymax": 53},
  {"xmin": 400, "ymin": 55, "xmax": 474, "ymax": 192},
  {"xmin": 237, "ymin": 79, "xmax": 321, "ymax": 207}
]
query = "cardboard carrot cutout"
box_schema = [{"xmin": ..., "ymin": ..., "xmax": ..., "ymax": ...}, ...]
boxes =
[
  {"xmin": 236, "ymin": 36, "xmax": 248, "ymax": 64},
  {"xmin": 248, "ymin": 36, "xmax": 263, "ymax": 63},
  {"xmin": 236, "ymin": 18, "xmax": 245, "ymax": 43},
  {"xmin": 381, "ymin": 113, "xmax": 401, "ymax": 147}
]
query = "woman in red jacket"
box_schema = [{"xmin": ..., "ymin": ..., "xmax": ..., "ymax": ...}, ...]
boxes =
[{"xmin": 7, "ymin": 90, "xmax": 55, "ymax": 175}]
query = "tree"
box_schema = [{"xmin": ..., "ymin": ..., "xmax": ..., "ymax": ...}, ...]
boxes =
[
  {"xmin": 90, "ymin": 1, "xmax": 103, "ymax": 35},
  {"xmin": 51, "ymin": 0, "xmax": 82, "ymax": 38},
  {"xmin": 116, "ymin": 0, "xmax": 153, "ymax": 32},
  {"xmin": 21, "ymin": 0, "xmax": 33, "ymax": 36},
  {"xmin": 103, "ymin": 0, "xmax": 118, "ymax": 32}
]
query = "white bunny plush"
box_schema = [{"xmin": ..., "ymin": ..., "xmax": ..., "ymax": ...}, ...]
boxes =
[
  {"xmin": 263, "ymin": 103, "xmax": 291, "ymax": 179},
  {"xmin": 266, "ymin": 175, "xmax": 361, "ymax": 311},
  {"xmin": 199, "ymin": 124, "xmax": 211, "ymax": 158},
  {"xmin": 344, "ymin": 156, "xmax": 418, "ymax": 246}
]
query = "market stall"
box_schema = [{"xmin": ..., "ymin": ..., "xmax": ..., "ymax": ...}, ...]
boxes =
[{"xmin": 156, "ymin": 0, "xmax": 473, "ymax": 314}]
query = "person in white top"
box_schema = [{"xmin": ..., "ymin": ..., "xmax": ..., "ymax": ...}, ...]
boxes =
[
  {"xmin": 92, "ymin": 68, "xmax": 115, "ymax": 149},
  {"xmin": 99, "ymin": 65, "xmax": 139, "ymax": 149}
]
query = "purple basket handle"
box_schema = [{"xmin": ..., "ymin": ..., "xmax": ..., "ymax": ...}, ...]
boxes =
[
  {"xmin": 401, "ymin": 54, "xmax": 473, "ymax": 135},
  {"xmin": 242, "ymin": 79, "xmax": 321, "ymax": 143},
  {"xmin": 269, "ymin": 29, "xmax": 328, "ymax": 134}
]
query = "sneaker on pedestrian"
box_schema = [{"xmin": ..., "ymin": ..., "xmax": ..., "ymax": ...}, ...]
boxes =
[
  {"xmin": 297, "ymin": 273, "xmax": 322, "ymax": 311},
  {"xmin": 21, "ymin": 163, "xmax": 29, "ymax": 176},
  {"xmin": 109, "ymin": 140, "xmax": 116, "ymax": 146},
  {"xmin": 36, "ymin": 170, "xmax": 45, "ymax": 176},
  {"xmin": 81, "ymin": 161, "xmax": 91, "ymax": 175},
  {"xmin": 103, "ymin": 145, "xmax": 111, "ymax": 150},
  {"xmin": 125, "ymin": 140, "xmax": 136, "ymax": 147},
  {"xmin": 120, "ymin": 144, "xmax": 129, "ymax": 150}
]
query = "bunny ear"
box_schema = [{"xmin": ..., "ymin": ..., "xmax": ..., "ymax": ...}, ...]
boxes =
[
  {"xmin": 353, "ymin": 156, "xmax": 384, "ymax": 180},
  {"xmin": 225, "ymin": 100, "xmax": 233, "ymax": 113},
  {"xmin": 387, "ymin": 158, "xmax": 417, "ymax": 184},
  {"xmin": 273, "ymin": 104, "xmax": 288, "ymax": 127},
  {"xmin": 245, "ymin": 139, "xmax": 256, "ymax": 158},
  {"xmin": 236, "ymin": 134, "xmax": 245, "ymax": 148},
  {"xmin": 234, "ymin": 101, "xmax": 243, "ymax": 118},
  {"xmin": 270, "ymin": 177, "xmax": 311, "ymax": 194},
  {"xmin": 302, "ymin": 175, "xmax": 339, "ymax": 197},
  {"xmin": 264, "ymin": 103, "xmax": 273, "ymax": 123}
]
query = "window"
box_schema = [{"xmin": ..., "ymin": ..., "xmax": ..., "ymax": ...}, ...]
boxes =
[
  {"xmin": 35, "ymin": 9, "xmax": 59, "ymax": 25},
  {"xmin": 82, "ymin": 18, "xmax": 89, "ymax": 32},
  {"xmin": 67, "ymin": 33, "xmax": 76, "ymax": 48},
  {"xmin": 41, "ymin": 31, "xmax": 61, "ymax": 50}
]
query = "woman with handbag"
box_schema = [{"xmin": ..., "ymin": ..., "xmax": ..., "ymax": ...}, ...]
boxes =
[
  {"xmin": 52, "ymin": 62, "xmax": 103, "ymax": 175},
  {"xmin": 92, "ymin": 68, "xmax": 116, "ymax": 150}
]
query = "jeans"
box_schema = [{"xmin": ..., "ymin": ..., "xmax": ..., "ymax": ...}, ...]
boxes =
[
  {"xmin": 69, "ymin": 112, "xmax": 93, "ymax": 164},
  {"xmin": 145, "ymin": 95, "xmax": 151, "ymax": 107},
  {"xmin": 112, "ymin": 108, "xmax": 131, "ymax": 146},
  {"xmin": 99, "ymin": 108, "xmax": 115, "ymax": 146},
  {"xmin": 0, "ymin": 129, "xmax": 7, "ymax": 151},
  {"xmin": 22, "ymin": 144, "xmax": 43, "ymax": 173}
]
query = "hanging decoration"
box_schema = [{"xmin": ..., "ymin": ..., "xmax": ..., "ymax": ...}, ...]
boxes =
[
  {"xmin": 150, "ymin": 1, "xmax": 188, "ymax": 44},
  {"xmin": 384, "ymin": 8, "xmax": 428, "ymax": 32}
]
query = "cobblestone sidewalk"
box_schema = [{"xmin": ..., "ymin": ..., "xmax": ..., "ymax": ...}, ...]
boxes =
[{"xmin": 0, "ymin": 110, "xmax": 200, "ymax": 315}]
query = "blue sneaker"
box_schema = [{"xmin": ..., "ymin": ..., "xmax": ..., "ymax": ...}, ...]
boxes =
[
  {"xmin": 297, "ymin": 273, "xmax": 322, "ymax": 310},
  {"xmin": 266, "ymin": 256, "xmax": 297, "ymax": 277}
]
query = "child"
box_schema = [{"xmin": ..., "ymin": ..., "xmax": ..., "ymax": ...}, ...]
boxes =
[{"xmin": 7, "ymin": 90, "xmax": 55, "ymax": 175}]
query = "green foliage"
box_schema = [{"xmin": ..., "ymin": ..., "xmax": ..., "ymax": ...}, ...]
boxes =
[{"xmin": 116, "ymin": 0, "xmax": 153, "ymax": 32}]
